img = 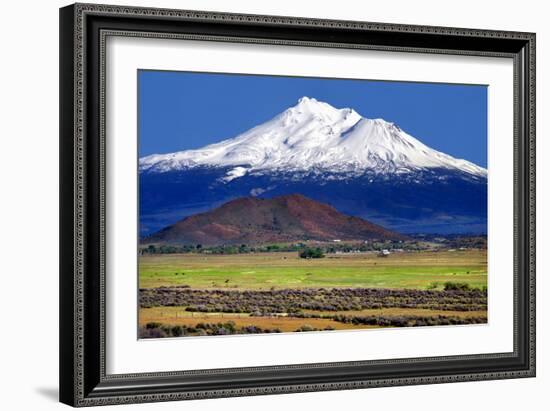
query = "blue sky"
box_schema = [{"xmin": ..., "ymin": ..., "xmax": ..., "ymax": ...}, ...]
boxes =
[{"xmin": 139, "ymin": 70, "xmax": 488, "ymax": 168}]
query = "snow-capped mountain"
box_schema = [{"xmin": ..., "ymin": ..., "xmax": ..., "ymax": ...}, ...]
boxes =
[
  {"xmin": 139, "ymin": 97, "xmax": 487, "ymax": 237},
  {"xmin": 140, "ymin": 96, "xmax": 487, "ymax": 181}
]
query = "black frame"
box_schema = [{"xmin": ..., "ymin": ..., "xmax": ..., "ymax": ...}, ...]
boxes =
[{"xmin": 60, "ymin": 3, "xmax": 536, "ymax": 407}]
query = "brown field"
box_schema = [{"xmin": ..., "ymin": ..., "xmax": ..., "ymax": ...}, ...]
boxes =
[
  {"xmin": 140, "ymin": 306, "xmax": 487, "ymax": 333},
  {"xmin": 139, "ymin": 307, "xmax": 375, "ymax": 331}
]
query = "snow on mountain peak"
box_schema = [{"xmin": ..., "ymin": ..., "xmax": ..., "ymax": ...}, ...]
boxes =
[
  {"xmin": 293, "ymin": 96, "xmax": 339, "ymax": 114},
  {"xmin": 139, "ymin": 97, "xmax": 487, "ymax": 179},
  {"xmin": 297, "ymin": 95, "xmax": 318, "ymax": 106}
]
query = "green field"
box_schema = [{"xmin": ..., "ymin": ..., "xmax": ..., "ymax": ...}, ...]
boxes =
[{"xmin": 139, "ymin": 249, "xmax": 487, "ymax": 290}]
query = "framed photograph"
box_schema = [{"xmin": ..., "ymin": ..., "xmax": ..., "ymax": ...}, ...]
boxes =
[{"xmin": 59, "ymin": 3, "xmax": 536, "ymax": 407}]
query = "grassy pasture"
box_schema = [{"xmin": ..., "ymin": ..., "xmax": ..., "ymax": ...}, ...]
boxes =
[
  {"xmin": 138, "ymin": 249, "xmax": 487, "ymax": 336},
  {"xmin": 139, "ymin": 249, "xmax": 487, "ymax": 290}
]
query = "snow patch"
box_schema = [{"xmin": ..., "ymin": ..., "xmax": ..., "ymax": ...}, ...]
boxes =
[{"xmin": 221, "ymin": 166, "xmax": 249, "ymax": 182}]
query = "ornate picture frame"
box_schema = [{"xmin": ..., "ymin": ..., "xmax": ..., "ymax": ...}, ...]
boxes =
[{"xmin": 59, "ymin": 3, "xmax": 535, "ymax": 407}]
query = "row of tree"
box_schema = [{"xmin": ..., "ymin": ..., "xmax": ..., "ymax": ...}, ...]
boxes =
[{"xmin": 140, "ymin": 240, "xmax": 416, "ymax": 255}]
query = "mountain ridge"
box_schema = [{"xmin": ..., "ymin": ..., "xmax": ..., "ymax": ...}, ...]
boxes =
[{"xmin": 144, "ymin": 193, "xmax": 407, "ymax": 246}]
